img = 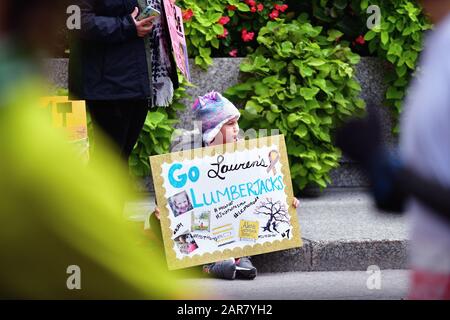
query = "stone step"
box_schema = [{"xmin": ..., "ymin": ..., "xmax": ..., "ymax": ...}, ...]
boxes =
[{"xmin": 125, "ymin": 188, "xmax": 409, "ymax": 273}]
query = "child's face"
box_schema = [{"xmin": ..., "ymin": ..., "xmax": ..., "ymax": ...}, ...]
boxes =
[
  {"xmin": 210, "ymin": 117, "xmax": 240, "ymax": 145},
  {"xmin": 174, "ymin": 193, "xmax": 190, "ymax": 213}
]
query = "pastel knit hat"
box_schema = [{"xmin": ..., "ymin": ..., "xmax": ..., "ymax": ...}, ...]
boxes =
[{"xmin": 192, "ymin": 91, "xmax": 240, "ymax": 145}]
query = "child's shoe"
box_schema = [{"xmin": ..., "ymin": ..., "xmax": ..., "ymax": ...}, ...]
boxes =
[
  {"xmin": 203, "ymin": 258, "xmax": 236, "ymax": 280},
  {"xmin": 235, "ymin": 257, "xmax": 257, "ymax": 280}
]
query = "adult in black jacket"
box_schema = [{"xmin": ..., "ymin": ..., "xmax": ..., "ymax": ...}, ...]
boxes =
[{"xmin": 69, "ymin": 0, "xmax": 178, "ymax": 161}]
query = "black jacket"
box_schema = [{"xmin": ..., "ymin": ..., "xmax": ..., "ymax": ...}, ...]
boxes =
[{"xmin": 69, "ymin": 0, "xmax": 178, "ymax": 102}]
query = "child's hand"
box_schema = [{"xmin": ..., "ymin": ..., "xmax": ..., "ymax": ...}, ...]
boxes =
[
  {"xmin": 154, "ymin": 207, "xmax": 161, "ymax": 220},
  {"xmin": 292, "ymin": 197, "xmax": 300, "ymax": 209}
]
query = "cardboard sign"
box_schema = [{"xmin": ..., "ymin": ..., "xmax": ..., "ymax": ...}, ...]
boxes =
[
  {"xmin": 163, "ymin": 1, "xmax": 191, "ymax": 81},
  {"xmin": 39, "ymin": 96, "xmax": 89, "ymax": 163},
  {"xmin": 150, "ymin": 135, "xmax": 302, "ymax": 270}
]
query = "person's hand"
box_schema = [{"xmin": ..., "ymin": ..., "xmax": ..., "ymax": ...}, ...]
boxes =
[
  {"xmin": 292, "ymin": 197, "xmax": 300, "ymax": 209},
  {"xmin": 131, "ymin": 7, "xmax": 156, "ymax": 38},
  {"xmin": 154, "ymin": 207, "xmax": 161, "ymax": 220}
]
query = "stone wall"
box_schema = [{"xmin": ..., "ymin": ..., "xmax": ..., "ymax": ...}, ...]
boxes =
[{"xmin": 44, "ymin": 57, "xmax": 395, "ymax": 192}]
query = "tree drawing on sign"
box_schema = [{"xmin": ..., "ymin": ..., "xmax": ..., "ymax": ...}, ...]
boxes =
[{"xmin": 255, "ymin": 198, "xmax": 290, "ymax": 233}]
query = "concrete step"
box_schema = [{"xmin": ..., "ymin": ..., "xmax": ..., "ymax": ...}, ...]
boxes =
[
  {"xmin": 252, "ymin": 188, "xmax": 408, "ymax": 273},
  {"xmin": 125, "ymin": 188, "xmax": 409, "ymax": 273}
]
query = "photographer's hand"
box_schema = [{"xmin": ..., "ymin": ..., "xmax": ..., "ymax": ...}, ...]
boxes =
[{"xmin": 131, "ymin": 7, "xmax": 156, "ymax": 37}]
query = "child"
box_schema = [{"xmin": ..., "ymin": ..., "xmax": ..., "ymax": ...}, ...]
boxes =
[
  {"xmin": 171, "ymin": 191, "xmax": 192, "ymax": 216},
  {"xmin": 151, "ymin": 91, "xmax": 300, "ymax": 280}
]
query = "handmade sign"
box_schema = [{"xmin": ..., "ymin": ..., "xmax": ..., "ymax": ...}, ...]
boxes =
[
  {"xmin": 150, "ymin": 135, "xmax": 302, "ymax": 270},
  {"xmin": 163, "ymin": 1, "xmax": 191, "ymax": 81},
  {"xmin": 39, "ymin": 96, "xmax": 89, "ymax": 163}
]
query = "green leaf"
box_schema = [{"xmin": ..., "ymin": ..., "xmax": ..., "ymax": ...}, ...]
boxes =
[
  {"xmin": 306, "ymin": 58, "xmax": 326, "ymax": 67},
  {"xmin": 236, "ymin": 3, "xmax": 250, "ymax": 12},
  {"xmin": 147, "ymin": 112, "xmax": 165, "ymax": 125},
  {"xmin": 364, "ymin": 30, "xmax": 377, "ymax": 41},
  {"xmin": 294, "ymin": 124, "xmax": 308, "ymax": 138},
  {"xmin": 245, "ymin": 100, "xmax": 263, "ymax": 115},
  {"xmin": 265, "ymin": 111, "xmax": 278, "ymax": 124},
  {"xmin": 299, "ymin": 87, "xmax": 320, "ymax": 100},
  {"xmin": 386, "ymin": 86, "xmax": 404, "ymax": 100},
  {"xmin": 381, "ymin": 32, "xmax": 389, "ymax": 45},
  {"xmin": 212, "ymin": 24, "xmax": 224, "ymax": 35},
  {"xmin": 281, "ymin": 41, "xmax": 294, "ymax": 55},
  {"xmin": 327, "ymin": 30, "xmax": 343, "ymax": 41}
]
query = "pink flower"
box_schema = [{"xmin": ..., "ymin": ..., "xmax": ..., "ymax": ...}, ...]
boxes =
[
  {"xmin": 241, "ymin": 28, "xmax": 255, "ymax": 42},
  {"xmin": 274, "ymin": 4, "xmax": 288, "ymax": 12},
  {"xmin": 250, "ymin": 6, "xmax": 257, "ymax": 13},
  {"xmin": 218, "ymin": 16, "xmax": 230, "ymax": 25},
  {"xmin": 182, "ymin": 9, "xmax": 194, "ymax": 21},
  {"xmin": 269, "ymin": 9, "xmax": 279, "ymax": 20},
  {"xmin": 218, "ymin": 28, "xmax": 229, "ymax": 39},
  {"xmin": 245, "ymin": 0, "xmax": 256, "ymax": 6},
  {"xmin": 229, "ymin": 49, "xmax": 238, "ymax": 57},
  {"xmin": 257, "ymin": 3, "xmax": 264, "ymax": 12},
  {"xmin": 355, "ymin": 35, "xmax": 365, "ymax": 45}
]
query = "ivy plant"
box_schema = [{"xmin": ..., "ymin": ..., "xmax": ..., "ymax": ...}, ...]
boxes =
[
  {"xmin": 225, "ymin": 14, "xmax": 365, "ymax": 192},
  {"xmin": 361, "ymin": 0, "xmax": 431, "ymax": 130}
]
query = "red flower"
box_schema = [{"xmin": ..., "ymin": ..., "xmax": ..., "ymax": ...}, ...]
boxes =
[
  {"xmin": 227, "ymin": 5, "xmax": 237, "ymax": 11},
  {"xmin": 269, "ymin": 9, "xmax": 279, "ymax": 20},
  {"xmin": 274, "ymin": 4, "xmax": 288, "ymax": 12},
  {"xmin": 229, "ymin": 49, "xmax": 238, "ymax": 57},
  {"xmin": 250, "ymin": 6, "xmax": 257, "ymax": 12},
  {"xmin": 218, "ymin": 28, "xmax": 229, "ymax": 39},
  {"xmin": 218, "ymin": 16, "xmax": 230, "ymax": 25},
  {"xmin": 257, "ymin": 3, "xmax": 264, "ymax": 12},
  {"xmin": 241, "ymin": 28, "xmax": 255, "ymax": 42},
  {"xmin": 182, "ymin": 9, "xmax": 194, "ymax": 21},
  {"xmin": 355, "ymin": 35, "xmax": 365, "ymax": 45},
  {"xmin": 245, "ymin": 0, "xmax": 256, "ymax": 6}
]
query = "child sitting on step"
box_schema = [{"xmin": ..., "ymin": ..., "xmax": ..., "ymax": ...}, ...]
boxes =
[{"xmin": 150, "ymin": 91, "xmax": 300, "ymax": 280}]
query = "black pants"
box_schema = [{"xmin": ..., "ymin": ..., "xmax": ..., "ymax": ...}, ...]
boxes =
[{"xmin": 87, "ymin": 100, "xmax": 148, "ymax": 161}]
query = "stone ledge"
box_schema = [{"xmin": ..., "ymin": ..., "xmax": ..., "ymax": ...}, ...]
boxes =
[
  {"xmin": 44, "ymin": 57, "xmax": 395, "ymax": 189},
  {"xmin": 126, "ymin": 188, "xmax": 409, "ymax": 273}
]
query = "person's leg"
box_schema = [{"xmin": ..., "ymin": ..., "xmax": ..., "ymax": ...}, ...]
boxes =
[
  {"xmin": 121, "ymin": 100, "xmax": 148, "ymax": 160},
  {"xmin": 87, "ymin": 100, "xmax": 131, "ymax": 160},
  {"xmin": 87, "ymin": 100, "xmax": 148, "ymax": 161}
]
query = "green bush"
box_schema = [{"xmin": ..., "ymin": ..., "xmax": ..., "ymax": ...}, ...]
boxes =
[
  {"xmin": 179, "ymin": 0, "xmax": 430, "ymax": 129},
  {"xmin": 127, "ymin": 0, "xmax": 430, "ymax": 188},
  {"xmin": 361, "ymin": 0, "xmax": 431, "ymax": 130},
  {"xmin": 293, "ymin": 0, "xmax": 431, "ymax": 130},
  {"xmin": 288, "ymin": 1, "xmax": 431, "ymax": 129},
  {"xmin": 180, "ymin": 0, "xmax": 293, "ymax": 68},
  {"xmin": 225, "ymin": 14, "xmax": 365, "ymax": 192}
]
